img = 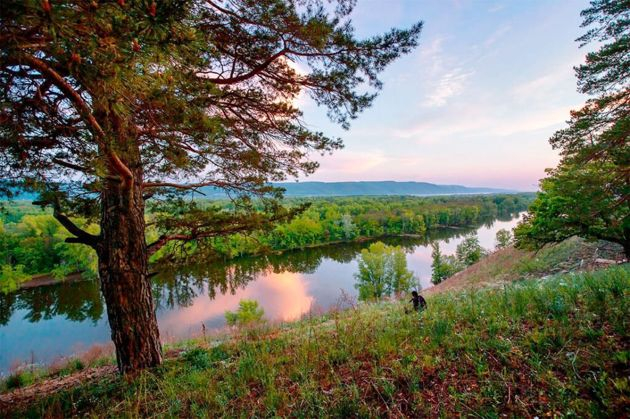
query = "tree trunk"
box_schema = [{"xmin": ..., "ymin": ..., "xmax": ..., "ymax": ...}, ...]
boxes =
[{"xmin": 97, "ymin": 171, "xmax": 162, "ymax": 373}]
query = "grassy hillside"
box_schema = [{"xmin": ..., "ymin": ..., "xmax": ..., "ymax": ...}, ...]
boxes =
[
  {"xmin": 426, "ymin": 237, "xmax": 625, "ymax": 296},
  {"xmin": 4, "ymin": 265, "xmax": 628, "ymax": 417}
]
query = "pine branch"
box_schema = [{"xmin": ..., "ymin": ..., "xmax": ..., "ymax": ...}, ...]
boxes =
[
  {"xmin": 18, "ymin": 55, "xmax": 134, "ymax": 188},
  {"xmin": 203, "ymin": 49, "xmax": 288, "ymax": 85},
  {"xmin": 32, "ymin": 199, "xmax": 100, "ymax": 248}
]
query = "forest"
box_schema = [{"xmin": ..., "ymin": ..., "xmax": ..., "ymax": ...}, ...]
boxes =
[{"xmin": 0, "ymin": 193, "xmax": 532, "ymax": 287}]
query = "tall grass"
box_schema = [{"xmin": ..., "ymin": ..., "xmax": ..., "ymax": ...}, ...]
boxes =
[{"xmin": 10, "ymin": 265, "xmax": 630, "ymax": 417}]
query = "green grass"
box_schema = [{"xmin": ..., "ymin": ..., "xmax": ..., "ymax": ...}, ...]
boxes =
[{"xmin": 9, "ymin": 265, "xmax": 630, "ymax": 417}]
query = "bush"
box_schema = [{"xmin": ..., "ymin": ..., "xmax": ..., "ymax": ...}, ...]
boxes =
[
  {"xmin": 4, "ymin": 370, "xmax": 35, "ymax": 390},
  {"xmin": 225, "ymin": 300, "xmax": 265, "ymax": 327}
]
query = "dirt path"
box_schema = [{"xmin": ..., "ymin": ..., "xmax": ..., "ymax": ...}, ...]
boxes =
[
  {"xmin": 0, "ymin": 348, "xmax": 187, "ymax": 415},
  {"xmin": 0, "ymin": 365, "xmax": 117, "ymax": 414}
]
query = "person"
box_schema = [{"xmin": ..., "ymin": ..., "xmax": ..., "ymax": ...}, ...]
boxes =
[{"xmin": 410, "ymin": 290, "xmax": 427, "ymax": 311}]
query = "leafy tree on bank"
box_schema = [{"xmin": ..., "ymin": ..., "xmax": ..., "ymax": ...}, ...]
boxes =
[
  {"xmin": 354, "ymin": 241, "xmax": 414, "ymax": 300},
  {"xmin": 515, "ymin": 0, "xmax": 629, "ymax": 257},
  {"xmin": 495, "ymin": 228, "xmax": 513, "ymax": 250},
  {"xmin": 430, "ymin": 242, "xmax": 462, "ymax": 284},
  {"xmin": 0, "ymin": 0, "xmax": 422, "ymax": 372},
  {"xmin": 456, "ymin": 234, "xmax": 486, "ymax": 266},
  {"xmin": 431, "ymin": 242, "xmax": 447, "ymax": 284}
]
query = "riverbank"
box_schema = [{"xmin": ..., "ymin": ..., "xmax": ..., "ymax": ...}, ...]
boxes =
[
  {"xmin": 2, "ymin": 258, "xmax": 628, "ymax": 416},
  {"xmin": 10, "ymin": 230, "xmax": 465, "ymax": 291}
]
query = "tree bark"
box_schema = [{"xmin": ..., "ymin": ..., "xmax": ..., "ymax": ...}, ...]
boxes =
[{"xmin": 97, "ymin": 168, "xmax": 162, "ymax": 373}]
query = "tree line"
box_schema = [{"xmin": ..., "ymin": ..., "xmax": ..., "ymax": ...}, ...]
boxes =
[{"xmin": 0, "ymin": 193, "xmax": 532, "ymax": 288}]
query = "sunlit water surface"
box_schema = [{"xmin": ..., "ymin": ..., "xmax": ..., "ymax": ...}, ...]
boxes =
[{"xmin": 0, "ymin": 213, "xmax": 524, "ymax": 374}]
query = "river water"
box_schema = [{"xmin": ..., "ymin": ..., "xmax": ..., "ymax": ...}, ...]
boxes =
[{"xmin": 0, "ymin": 213, "xmax": 524, "ymax": 374}]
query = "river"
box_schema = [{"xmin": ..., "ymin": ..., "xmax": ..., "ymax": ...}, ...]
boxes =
[{"xmin": 0, "ymin": 212, "xmax": 524, "ymax": 375}]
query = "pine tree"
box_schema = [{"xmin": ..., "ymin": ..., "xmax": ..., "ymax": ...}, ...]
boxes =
[
  {"xmin": 515, "ymin": 0, "xmax": 629, "ymax": 257},
  {"xmin": 0, "ymin": 0, "xmax": 422, "ymax": 372}
]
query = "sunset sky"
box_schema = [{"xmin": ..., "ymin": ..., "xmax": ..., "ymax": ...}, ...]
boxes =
[{"xmin": 296, "ymin": 0, "xmax": 591, "ymax": 191}]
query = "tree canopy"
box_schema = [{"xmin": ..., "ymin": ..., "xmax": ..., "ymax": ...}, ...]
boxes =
[
  {"xmin": 0, "ymin": 0, "xmax": 423, "ymax": 250},
  {"xmin": 515, "ymin": 0, "xmax": 629, "ymax": 257}
]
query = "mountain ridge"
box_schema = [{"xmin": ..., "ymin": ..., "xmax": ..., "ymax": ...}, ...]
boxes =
[
  {"xmin": 197, "ymin": 180, "xmax": 516, "ymax": 197},
  {"xmin": 4, "ymin": 181, "xmax": 517, "ymax": 200}
]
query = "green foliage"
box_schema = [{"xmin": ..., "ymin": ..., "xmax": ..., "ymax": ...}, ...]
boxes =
[
  {"xmin": 225, "ymin": 300, "xmax": 265, "ymax": 327},
  {"xmin": 516, "ymin": 0, "xmax": 629, "ymax": 256},
  {"xmin": 456, "ymin": 234, "xmax": 487, "ymax": 266},
  {"xmin": 0, "ymin": 205, "xmax": 98, "ymax": 281},
  {"xmin": 495, "ymin": 228, "xmax": 513, "ymax": 249},
  {"xmin": 182, "ymin": 346, "xmax": 230, "ymax": 371},
  {"xmin": 431, "ymin": 243, "xmax": 446, "ymax": 284},
  {"xmin": 0, "ymin": 264, "xmax": 29, "ymax": 294},
  {"xmin": 0, "ymin": 193, "xmax": 532, "ymax": 281},
  {"xmin": 191, "ymin": 194, "xmax": 531, "ymax": 263},
  {"xmin": 3, "ymin": 369, "xmax": 36, "ymax": 390},
  {"xmin": 516, "ymin": 162, "xmax": 629, "ymax": 255},
  {"xmin": 431, "ymin": 234, "xmax": 487, "ymax": 284},
  {"xmin": 430, "ymin": 242, "xmax": 463, "ymax": 284},
  {"xmin": 354, "ymin": 241, "xmax": 415, "ymax": 300}
]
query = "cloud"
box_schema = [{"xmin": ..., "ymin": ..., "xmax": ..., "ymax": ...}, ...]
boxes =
[
  {"xmin": 483, "ymin": 24, "xmax": 512, "ymax": 47},
  {"xmin": 312, "ymin": 149, "xmax": 390, "ymax": 180},
  {"xmin": 487, "ymin": 4, "xmax": 505, "ymax": 13},
  {"xmin": 511, "ymin": 66, "xmax": 575, "ymax": 103},
  {"xmin": 423, "ymin": 68, "xmax": 472, "ymax": 107}
]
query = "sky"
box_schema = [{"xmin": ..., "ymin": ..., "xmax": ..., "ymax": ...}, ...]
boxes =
[{"xmin": 294, "ymin": 0, "xmax": 592, "ymax": 191}]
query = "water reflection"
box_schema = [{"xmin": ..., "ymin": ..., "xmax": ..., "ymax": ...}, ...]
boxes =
[
  {"xmin": 0, "ymin": 280, "xmax": 103, "ymax": 327},
  {"xmin": 0, "ymin": 213, "xmax": 523, "ymax": 373}
]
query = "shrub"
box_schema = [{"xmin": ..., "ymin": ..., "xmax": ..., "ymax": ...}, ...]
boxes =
[{"xmin": 225, "ymin": 300, "xmax": 265, "ymax": 327}]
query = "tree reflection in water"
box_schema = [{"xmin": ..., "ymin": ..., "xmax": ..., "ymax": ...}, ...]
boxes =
[{"xmin": 0, "ymin": 280, "xmax": 103, "ymax": 326}]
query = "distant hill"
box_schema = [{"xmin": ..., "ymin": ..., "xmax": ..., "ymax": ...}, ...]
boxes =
[
  {"xmin": 4, "ymin": 181, "xmax": 515, "ymax": 200},
  {"xmin": 198, "ymin": 181, "xmax": 514, "ymax": 198}
]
